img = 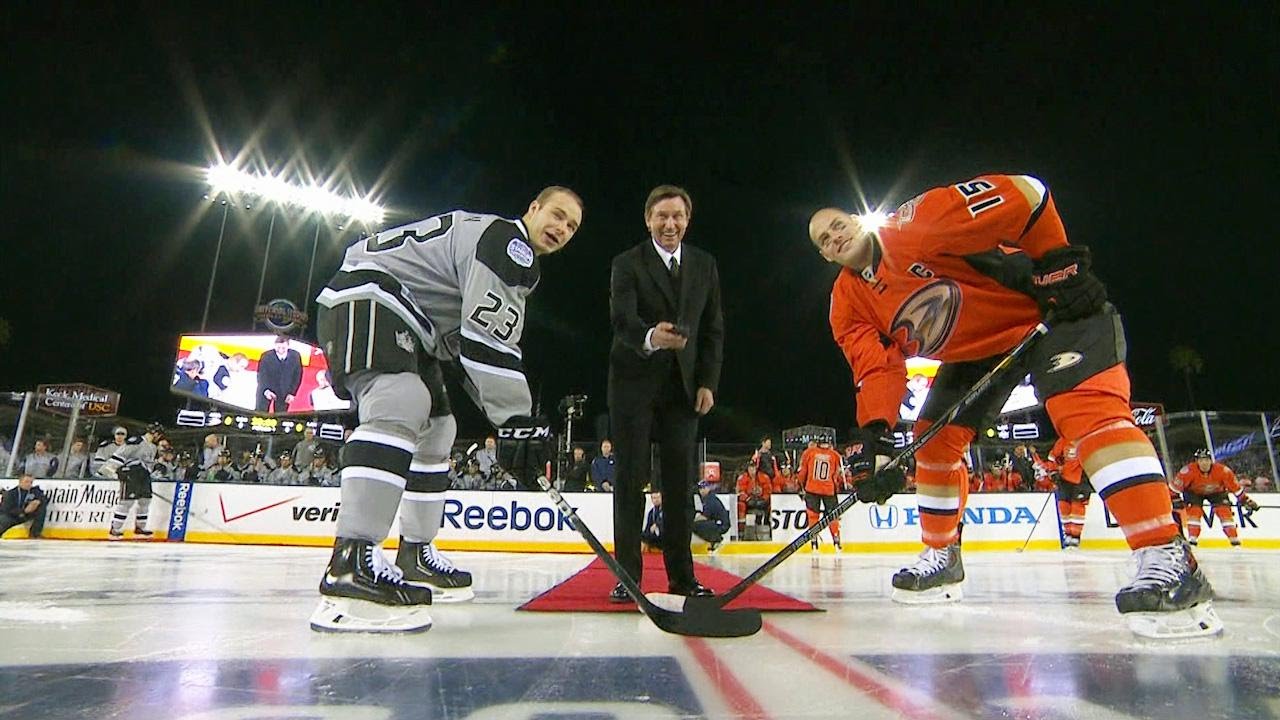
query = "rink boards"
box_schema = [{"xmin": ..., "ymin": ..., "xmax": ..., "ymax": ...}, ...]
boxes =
[{"xmin": 2, "ymin": 478, "xmax": 1278, "ymax": 551}]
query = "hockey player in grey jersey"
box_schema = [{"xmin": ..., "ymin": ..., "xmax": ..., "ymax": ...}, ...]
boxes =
[
  {"xmin": 309, "ymin": 186, "xmax": 584, "ymax": 633},
  {"xmin": 98, "ymin": 422, "xmax": 164, "ymax": 540}
]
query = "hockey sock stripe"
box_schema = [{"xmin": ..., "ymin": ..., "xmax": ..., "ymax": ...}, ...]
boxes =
[
  {"xmin": 410, "ymin": 461, "xmax": 450, "ymax": 474},
  {"xmin": 1090, "ymin": 457, "xmax": 1165, "ymax": 496},
  {"xmin": 340, "ymin": 467, "xmax": 406, "ymax": 489},
  {"xmin": 1097, "ymin": 473, "xmax": 1165, "ymax": 501},
  {"xmin": 343, "ymin": 441, "xmax": 412, "ymax": 478},
  {"xmin": 406, "ymin": 470, "xmax": 451, "ymax": 493},
  {"xmin": 347, "ymin": 430, "xmax": 416, "ymax": 453},
  {"xmin": 402, "ymin": 490, "xmax": 446, "ymax": 502}
]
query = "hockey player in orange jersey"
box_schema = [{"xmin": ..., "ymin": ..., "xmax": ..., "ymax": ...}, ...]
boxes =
[
  {"xmin": 808, "ymin": 173, "xmax": 1219, "ymax": 638},
  {"xmin": 1172, "ymin": 449, "xmax": 1259, "ymax": 547},
  {"xmin": 798, "ymin": 439, "xmax": 846, "ymax": 552},
  {"xmin": 1049, "ymin": 438, "xmax": 1092, "ymax": 549}
]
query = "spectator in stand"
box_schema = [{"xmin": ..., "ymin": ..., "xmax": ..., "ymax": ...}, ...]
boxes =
[
  {"xmin": 239, "ymin": 450, "xmax": 274, "ymax": 483},
  {"xmin": 641, "ymin": 491, "xmax": 664, "ymax": 552},
  {"xmin": 453, "ymin": 458, "xmax": 486, "ymax": 490},
  {"xmin": 152, "ymin": 448, "xmax": 178, "ymax": 480},
  {"xmin": 206, "ymin": 449, "xmax": 240, "ymax": 483},
  {"xmin": 735, "ymin": 463, "xmax": 772, "ymax": 524},
  {"xmin": 59, "ymin": 438, "xmax": 89, "ymax": 478},
  {"xmin": 1255, "ymin": 474, "xmax": 1274, "ymax": 492},
  {"xmin": 0, "ymin": 436, "xmax": 11, "ymax": 475},
  {"xmin": 292, "ymin": 427, "xmax": 323, "ymax": 470},
  {"xmin": 267, "ymin": 452, "xmax": 302, "ymax": 485},
  {"xmin": 1010, "ymin": 445, "xmax": 1036, "ymax": 492},
  {"xmin": 201, "ymin": 434, "xmax": 224, "ymax": 471},
  {"xmin": 476, "ymin": 435, "xmax": 499, "ymax": 479},
  {"xmin": 0, "ymin": 474, "xmax": 47, "ymax": 539},
  {"xmin": 591, "ymin": 439, "xmax": 616, "ymax": 492},
  {"xmin": 563, "ymin": 446, "xmax": 591, "ymax": 492},
  {"xmin": 772, "ymin": 462, "xmax": 800, "ymax": 493},
  {"xmin": 693, "ymin": 479, "xmax": 730, "ymax": 550},
  {"xmin": 752, "ymin": 436, "xmax": 780, "ymax": 485},
  {"xmin": 299, "ymin": 447, "xmax": 337, "ymax": 487},
  {"xmin": 21, "ymin": 439, "xmax": 58, "ymax": 478},
  {"xmin": 174, "ymin": 452, "xmax": 200, "ymax": 482}
]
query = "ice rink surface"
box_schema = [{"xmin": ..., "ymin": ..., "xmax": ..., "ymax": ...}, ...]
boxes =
[{"xmin": 0, "ymin": 540, "xmax": 1277, "ymax": 720}]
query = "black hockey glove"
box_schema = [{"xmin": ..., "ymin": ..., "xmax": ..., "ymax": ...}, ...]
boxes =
[
  {"xmin": 849, "ymin": 421, "xmax": 906, "ymax": 505},
  {"xmin": 496, "ymin": 415, "xmax": 552, "ymax": 441},
  {"xmin": 1031, "ymin": 245, "xmax": 1108, "ymax": 322}
]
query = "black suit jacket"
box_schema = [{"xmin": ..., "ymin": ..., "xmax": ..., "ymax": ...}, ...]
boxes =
[
  {"xmin": 257, "ymin": 349, "xmax": 303, "ymax": 396},
  {"xmin": 607, "ymin": 240, "xmax": 724, "ymax": 406}
]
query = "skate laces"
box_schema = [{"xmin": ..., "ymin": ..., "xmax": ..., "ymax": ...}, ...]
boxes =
[
  {"xmin": 906, "ymin": 546, "xmax": 949, "ymax": 576},
  {"xmin": 1130, "ymin": 542, "xmax": 1184, "ymax": 588},
  {"xmin": 366, "ymin": 545, "xmax": 406, "ymax": 584},
  {"xmin": 421, "ymin": 542, "xmax": 457, "ymax": 573}
]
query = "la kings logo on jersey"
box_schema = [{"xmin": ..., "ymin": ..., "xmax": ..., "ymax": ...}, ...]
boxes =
[
  {"xmin": 507, "ymin": 238, "xmax": 535, "ymax": 268},
  {"xmin": 395, "ymin": 330, "xmax": 415, "ymax": 353}
]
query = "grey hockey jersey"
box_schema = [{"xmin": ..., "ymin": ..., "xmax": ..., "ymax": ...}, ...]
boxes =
[
  {"xmin": 102, "ymin": 435, "xmax": 158, "ymax": 475},
  {"xmin": 317, "ymin": 211, "xmax": 539, "ymax": 425}
]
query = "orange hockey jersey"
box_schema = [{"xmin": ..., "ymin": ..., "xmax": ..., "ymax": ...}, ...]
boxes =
[
  {"xmin": 1172, "ymin": 462, "xmax": 1241, "ymax": 496},
  {"xmin": 829, "ymin": 174, "xmax": 1066, "ymax": 427},
  {"xmin": 798, "ymin": 446, "xmax": 843, "ymax": 496},
  {"xmin": 1049, "ymin": 438, "xmax": 1083, "ymax": 484}
]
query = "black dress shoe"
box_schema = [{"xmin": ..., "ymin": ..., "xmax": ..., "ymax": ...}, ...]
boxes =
[
  {"xmin": 608, "ymin": 582, "xmax": 632, "ymax": 603},
  {"xmin": 668, "ymin": 581, "xmax": 715, "ymax": 597}
]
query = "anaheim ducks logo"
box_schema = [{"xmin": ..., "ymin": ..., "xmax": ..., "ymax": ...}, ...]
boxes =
[{"xmin": 890, "ymin": 280, "xmax": 961, "ymax": 357}]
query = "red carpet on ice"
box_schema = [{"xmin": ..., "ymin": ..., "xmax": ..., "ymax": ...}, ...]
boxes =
[{"xmin": 518, "ymin": 554, "xmax": 820, "ymax": 613}]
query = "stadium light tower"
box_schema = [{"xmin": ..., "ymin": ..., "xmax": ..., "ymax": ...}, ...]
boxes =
[{"xmin": 201, "ymin": 163, "xmax": 385, "ymax": 329}]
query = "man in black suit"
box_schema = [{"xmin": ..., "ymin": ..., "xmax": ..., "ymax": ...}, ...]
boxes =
[
  {"xmin": 255, "ymin": 335, "xmax": 303, "ymax": 414},
  {"xmin": 608, "ymin": 184, "xmax": 724, "ymax": 602}
]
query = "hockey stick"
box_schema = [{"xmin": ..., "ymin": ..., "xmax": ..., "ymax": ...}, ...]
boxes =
[
  {"xmin": 684, "ymin": 322, "xmax": 1050, "ymax": 612},
  {"xmin": 535, "ymin": 476, "xmax": 762, "ymax": 638},
  {"xmin": 1015, "ymin": 492, "xmax": 1055, "ymax": 553}
]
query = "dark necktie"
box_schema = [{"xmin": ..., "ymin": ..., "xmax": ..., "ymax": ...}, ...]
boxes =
[{"xmin": 669, "ymin": 256, "xmax": 680, "ymax": 279}]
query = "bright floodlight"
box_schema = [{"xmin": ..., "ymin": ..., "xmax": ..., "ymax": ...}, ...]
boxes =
[
  {"xmin": 857, "ymin": 210, "xmax": 889, "ymax": 232},
  {"xmin": 205, "ymin": 164, "xmax": 385, "ymax": 224}
]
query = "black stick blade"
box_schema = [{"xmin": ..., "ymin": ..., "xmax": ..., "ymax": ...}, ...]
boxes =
[{"xmin": 649, "ymin": 604, "xmax": 762, "ymax": 638}]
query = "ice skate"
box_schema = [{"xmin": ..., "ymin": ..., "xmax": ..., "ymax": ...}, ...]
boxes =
[
  {"xmin": 108, "ymin": 530, "xmax": 124, "ymax": 541},
  {"xmin": 310, "ymin": 537, "xmax": 433, "ymax": 633},
  {"xmin": 832, "ymin": 536, "xmax": 843, "ymax": 553},
  {"xmin": 891, "ymin": 543, "xmax": 964, "ymax": 604},
  {"xmin": 810, "ymin": 537, "xmax": 820, "ymax": 552},
  {"xmin": 1116, "ymin": 536, "xmax": 1221, "ymax": 640},
  {"xmin": 396, "ymin": 538, "xmax": 475, "ymax": 603},
  {"xmin": 134, "ymin": 527, "xmax": 154, "ymax": 538}
]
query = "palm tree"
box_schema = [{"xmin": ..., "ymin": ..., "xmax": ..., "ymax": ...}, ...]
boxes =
[{"xmin": 1168, "ymin": 345, "xmax": 1204, "ymax": 409}]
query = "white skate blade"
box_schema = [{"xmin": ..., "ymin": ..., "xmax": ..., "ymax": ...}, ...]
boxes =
[
  {"xmin": 309, "ymin": 596, "xmax": 433, "ymax": 633},
  {"xmin": 1125, "ymin": 602, "xmax": 1223, "ymax": 640},
  {"xmin": 891, "ymin": 583, "xmax": 963, "ymax": 605},
  {"xmin": 404, "ymin": 581, "xmax": 474, "ymax": 603}
]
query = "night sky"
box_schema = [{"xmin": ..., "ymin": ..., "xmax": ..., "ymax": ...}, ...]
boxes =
[{"xmin": 3, "ymin": 5, "xmax": 1277, "ymax": 440}]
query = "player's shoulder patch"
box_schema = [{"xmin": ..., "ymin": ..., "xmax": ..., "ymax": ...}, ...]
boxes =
[
  {"xmin": 97, "ymin": 440, "xmax": 112, "ymax": 449},
  {"xmin": 125, "ymin": 436, "xmax": 143, "ymax": 445},
  {"xmin": 476, "ymin": 219, "xmax": 539, "ymax": 289}
]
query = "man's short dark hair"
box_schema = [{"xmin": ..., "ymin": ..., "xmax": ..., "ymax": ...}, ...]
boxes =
[
  {"xmin": 275, "ymin": 334, "xmax": 290, "ymax": 344},
  {"xmin": 644, "ymin": 185, "xmax": 692, "ymax": 218},
  {"xmin": 535, "ymin": 186, "xmax": 584, "ymax": 213}
]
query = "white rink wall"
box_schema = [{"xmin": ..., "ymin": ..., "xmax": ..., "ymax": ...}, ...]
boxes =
[{"xmin": 2, "ymin": 478, "xmax": 1277, "ymax": 552}]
